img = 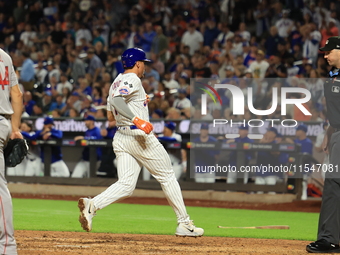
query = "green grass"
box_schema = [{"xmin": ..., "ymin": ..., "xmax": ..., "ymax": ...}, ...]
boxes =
[{"xmin": 13, "ymin": 198, "xmax": 318, "ymax": 240}]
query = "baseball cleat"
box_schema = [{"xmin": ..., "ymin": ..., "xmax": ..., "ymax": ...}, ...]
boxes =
[
  {"xmin": 175, "ymin": 220, "xmax": 204, "ymax": 237},
  {"xmin": 78, "ymin": 198, "xmax": 96, "ymax": 232},
  {"xmin": 306, "ymin": 239, "xmax": 340, "ymax": 253}
]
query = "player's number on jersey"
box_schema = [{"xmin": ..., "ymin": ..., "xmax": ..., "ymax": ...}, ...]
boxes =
[{"xmin": 0, "ymin": 66, "xmax": 9, "ymax": 90}]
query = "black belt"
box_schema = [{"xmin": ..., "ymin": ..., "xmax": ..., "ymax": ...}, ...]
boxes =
[{"xmin": 0, "ymin": 114, "xmax": 11, "ymax": 120}]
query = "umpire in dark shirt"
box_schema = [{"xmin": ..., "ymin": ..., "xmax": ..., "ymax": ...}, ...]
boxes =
[{"xmin": 307, "ymin": 36, "xmax": 340, "ymax": 253}]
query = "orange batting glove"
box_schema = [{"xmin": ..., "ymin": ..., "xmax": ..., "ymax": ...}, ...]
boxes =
[{"xmin": 132, "ymin": 117, "xmax": 153, "ymax": 134}]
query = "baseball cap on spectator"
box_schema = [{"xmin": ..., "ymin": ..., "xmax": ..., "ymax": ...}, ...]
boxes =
[
  {"xmin": 242, "ymin": 41, "xmax": 249, "ymax": 47},
  {"xmin": 257, "ymin": 50, "xmax": 265, "ymax": 56},
  {"xmin": 267, "ymin": 127, "xmax": 278, "ymax": 135},
  {"xmin": 329, "ymin": 18, "xmax": 336, "ymax": 24},
  {"xmin": 303, "ymin": 57, "xmax": 313, "ymax": 65},
  {"xmin": 44, "ymin": 117, "xmax": 54, "ymax": 125},
  {"xmin": 80, "ymin": 0, "xmax": 91, "ymax": 11},
  {"xmin": 269, "ymin": 54, "xmax": 281, "ymax": 61},
  {"xmin": 207, "ymin": 17, "xmax": 216, "ymax": 22},
  {"xmin": 153, "ymin": 109, "xmax": 164, "ymax": 118},
  {"xmin": 296, "ymin": 124, "xmax": 308, "ymax": 133},
  {"xmin": 84, "ymin": 115, "xmax": 95, "ymax": 121},
  {"xmin": 282, "ymin": 9, "xmax": 290, "ymax": 15},
  {"xmin": 87, "ymin": 48, "xmax": 95, "ymax": 54},
  {"xmin": 201, "ymin": 123, "xmax": 209, "ymax": 130},
  {"xmin": 277, "ymin": 133, "xmax": 283, "ymax": 138},
  {"xmin": 71, "ymin": 92, "xmax": 80, "ymax": 97},
  {"xmin": 154, "ymin": 92, "xmax": 162, "ymax": 98},
  {"xmin": 85, "ymin": 95, "xmax": 93, "ymax": 102},
  {"xmin": 239, "ymin": 124, "xmax": 249, "ymax": 130},
  {"xmin": 225, "ymin": 66, "xmax": 234, "ymax": 72},
  {"xmin": 165, "ymin": 122, "xmax": 176, "ymax": 131},
  {"xmin": 319, "ymin": 36, "xmax": 340, "ymax": 51},
  {"xmin": 178, "ymin": 88, "xmax": 187, "ymax": 94},
  {"xmin": 180, "ymin": 72, "xmax": 189, "ymax": 79},
  {"xmin": 44, "ymin": 91, "xmax": 52, "ymax": 96},
  {"xmin": 188, "ymin": 22, "xmax": 196, "ymax": 28},
  {"xmin": 244, "ymin": 68, "xmax": 252, "ymax": 74}
]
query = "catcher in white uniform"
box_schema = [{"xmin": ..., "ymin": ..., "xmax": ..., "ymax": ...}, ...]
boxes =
[{"xmin": 77, "ymin": 48, "xmax": 203, "ymax": 237}]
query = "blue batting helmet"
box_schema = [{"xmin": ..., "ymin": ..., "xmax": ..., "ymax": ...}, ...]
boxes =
[{"xmin": 121, "ymin": 48, "xmax": 151, "ymax": 68}]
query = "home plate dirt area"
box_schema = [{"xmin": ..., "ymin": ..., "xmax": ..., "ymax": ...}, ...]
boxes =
[{"xmin": 14, "ymin": 195, "xmax": 319, "ymax": 254}]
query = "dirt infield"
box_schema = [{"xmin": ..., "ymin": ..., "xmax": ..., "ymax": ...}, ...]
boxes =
[
  {"xmin": 13, "ymin": 194, "xmax": 319, "ymax": 254},
  {"xmin": 16, "ymin": 230, "xmax": 310, "ymax": 255}
]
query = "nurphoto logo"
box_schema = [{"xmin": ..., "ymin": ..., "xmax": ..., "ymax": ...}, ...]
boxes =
[{"xmin": 199, "ymin": 79, "xmax": 312, "ymax": 128}]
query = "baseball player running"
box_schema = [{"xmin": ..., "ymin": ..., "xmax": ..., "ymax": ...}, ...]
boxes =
[
  {"xmin": 78, "ymin": 48, "xmax": 203, "ymax": 237},
  {"xmin": 0, "ymin": 48, "xmax": 23, "ymax": 255}
]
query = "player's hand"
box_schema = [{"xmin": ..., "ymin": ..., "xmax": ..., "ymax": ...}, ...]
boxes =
[
  {"xmin": 10, "ymin": 131, "xmax": 23, "ymax": 140},
  {"xmin": 43, "ymin": 132, "xmax": 51, "ymax": 140},
  {"xmin": 74, "ymin": 136, "xmax": 84, "ymax": 141},
  {"xmin": 146, "ymin": 94, "xmax": 150, "ymax": 103},
  {"xmin": 132, "ymin": 117, "xmax": 153, "ymax": 134},
  {"xmin": 101, "ymin": 129, "xmax": 108, "ymax": 137}
]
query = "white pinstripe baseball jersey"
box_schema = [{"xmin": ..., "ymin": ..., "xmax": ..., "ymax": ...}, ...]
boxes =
[{"xmin": 108, "ymin": 73, "xmax": 149, "ymax": 126}]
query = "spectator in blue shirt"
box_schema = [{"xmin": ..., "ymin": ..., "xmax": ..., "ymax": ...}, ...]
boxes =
[
  {"xmin": 86, "ymin": 47, "xmax": 103, "ymax": 82},
  {"xmin": 19, "ymin": 51, "xmax": 35, "ymax": 91},
  {"xmin": 72, "ymin": 115, "xmax": 102, "ymax": 178},
  {"xmin": 293, "ymin": 124, "xmax": 313, "ymax": 155},
  {"xmin": 49, "ymin": 94, "xmax": 66, "ymax": 112},
  {"xmin": 23, "ymin": 91, "xmax": 35, "ymax": 115},
  {"xmin": 264, "ymin": 26, "xmax": 284, "ymax": 57},
  {"xmin": 144, "ymin": 63, "xmax": 160, "ymax": 82},
  {"xmin": 203, "ymin": 18, "xmax": 220, "ymax": 47},
  {"xmin": 226, "ymin": 125, "xmax": 254, "ymax": 184},
  {"xmin": 141, "ymin": 22, "xmax": 156, "ymax": 58}
]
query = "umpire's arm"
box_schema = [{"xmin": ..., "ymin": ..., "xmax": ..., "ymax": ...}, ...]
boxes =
[{"xmin": 10, "ymin": 84, "xmax": 23, "ymax": 138}]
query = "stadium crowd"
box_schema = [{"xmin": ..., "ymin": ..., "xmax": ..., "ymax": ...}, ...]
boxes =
[
  {"xmin": 1, "ymin": 0, "xmax": 333, "ymax": 193},
  {"xmin": 0, "ymin": 0, "xmax": 333, "ymax": 122}
]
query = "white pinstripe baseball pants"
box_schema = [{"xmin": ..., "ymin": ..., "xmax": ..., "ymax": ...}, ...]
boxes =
[{"xmin": 92, "ymin": 129, "xmax": 190, "ymax": 223}]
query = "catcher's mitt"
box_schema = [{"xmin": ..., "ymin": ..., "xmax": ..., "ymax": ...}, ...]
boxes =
[{"xmin": 4, "ymin": 139, "xmax": 29, "ymax": 167}]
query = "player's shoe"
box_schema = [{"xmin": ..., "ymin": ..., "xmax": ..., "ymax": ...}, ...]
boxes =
[
  {"xmin": 175, "ymin": 220, "xmax": 204, "ymax": 237},
  {"xmin": 78, "ymin": 198, "xmax": 96, "ymax": 232},
  {"xmin": 306, "ymin": 239, "xmax": 340, "ymax": 253}
]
